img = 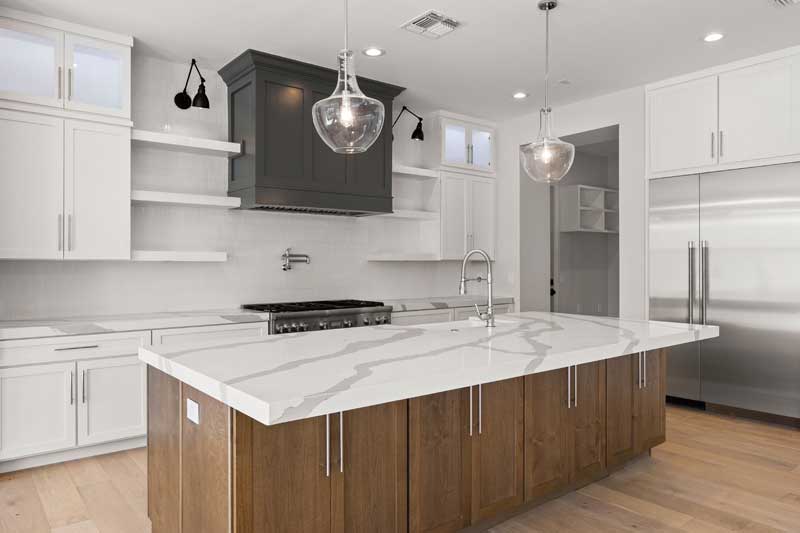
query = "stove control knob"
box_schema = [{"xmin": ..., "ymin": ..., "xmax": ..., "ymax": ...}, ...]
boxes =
[
  {"xmin": 276, "ymin": 324, "xmax": 286, "ymax": 334},
  {"xmin": 363, "ymin": 317, "xmax": 371, "ymax": 325},
  {"xmin": 290, "ymin": 323, "xmax": 299, "ymax": 332},
  {"xmin": 375, "ymin": 316, "xmax": 385, "ymax": 325},
  {"xmin": 299, "ymin": 322, "xmax": 308, "ymax": 332},
  {"xmin": 343, "ymin": 320, "xmax": 353, "ymax": 328},
  {"xmin": 319, "ymin": 322, "xmax": 328, "ymax": 330}
]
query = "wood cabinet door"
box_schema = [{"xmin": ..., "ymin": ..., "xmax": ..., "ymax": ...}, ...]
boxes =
[
  {"xmin": 569, "ymin": 360, "xmax": 607, "ymax": 486},
  {"xmin": 471, "ymin": 378, "xmax": 524, "ymax": 523},
  {"xmin": 606, "ymin": 354, "xmax": 637, "ymax": 469},
  {"xmin": 333, "ymin": 401, "xmax": 407, "ymax": 533},
  {"xmin": 409, "ymin": 388, "xmax": 471, "ymax": 533},
  {"xmin": 648, "ymin": 76, "xmax": 718, "ymax": 175},
  {"xmin": 147, "ymin": 367, "xmax": 180, "ymax": 533},
  {"xmin": 523, "ymin": 369, "xmax": 569, "ymax": 502},
  {"xmin": 64, "ymin": 119, "xmax": 130, "ymax": 260},
  {"xmin": 233, "ymin": 412, "xmax": 332, "ymax": 533},
  {"xmin": 635, "ymin": 349, "xmax": 667, "ymax": 452}
]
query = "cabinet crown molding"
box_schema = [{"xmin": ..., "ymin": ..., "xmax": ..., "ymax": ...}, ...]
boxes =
[{"xmin": 0, "ymin": 7, "xmax": 132, "ymax": 46}]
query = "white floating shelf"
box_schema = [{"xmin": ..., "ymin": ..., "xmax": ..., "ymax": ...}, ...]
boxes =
[
  {"xmin": 392, "ymin": 164, "xmax": 439, "ymax": 179},
  {"xmin": 367, "ymin": 253, "xmax": 441, "ymax": 262},
  {"xmin": 131, "ymin": 129, "xmax": 241, "ymax": 156},
  {"xmin": 131, "ymin": 190, "xmax": 241, "ymax": 209},
  {"xmin": 375, "ymin": 209, "xmax": 440, "ymax": 221},
  {"xmin": 132, "ymin": 250, "xmax": 228, "ymax": 263}
]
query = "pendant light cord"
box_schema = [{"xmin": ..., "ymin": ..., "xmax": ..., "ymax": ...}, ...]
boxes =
[
  {"xmin": 344, "ymin": 0, "xmax": 349, "ymax": 51},
  {"xmin": 544, "ymin": 7, "xmax": 550, "ymax": 111}
]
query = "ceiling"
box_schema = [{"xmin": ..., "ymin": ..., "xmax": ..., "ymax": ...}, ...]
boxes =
[{"xmin": 5, "ymin": 0, "xmax": 800, "ymax": 120}]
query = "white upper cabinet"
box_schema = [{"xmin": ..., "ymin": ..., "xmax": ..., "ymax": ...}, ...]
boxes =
[
  {"xmin": 440, "ymin": 171, "xmax": 496, "ymax": 260},
  {"xmin": 647, "ymin": 48, "xmax": 800, "ymax": 177},
  {"xmin": 64, "ymin": 33, "xmax": 130, "ymax": 117},
  {"xmin": 0, "ymin": 109, "xmax": 64, "ymax": 259},
  {"xmin": 718, "ymin": 58, "xmax": 793, "ymax": 164},
  {"xmin": 648, "ymin": 76, "xmax": 718, "ymax": 175},
  {"xmin": 64, "ymin": 119, "xmax": 131, "ymax": 260},
  {"xmin": 0, "ymin": 18, "xmax": 63, "ymax": 107},
  {"xmin": 0, "ymin": 10, "xmax": 131, "ymax": 120},
  {"xmin": 424, "ymin": 111, "xmax": 496, "ymax": 176}
]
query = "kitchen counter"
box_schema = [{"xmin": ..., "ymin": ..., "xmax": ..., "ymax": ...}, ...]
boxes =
[
  {"xmin": 139, "ymin": 312, "xmax": 718, "ymax": 426},
  {"xmin": 0, "ymin": 309, "xmax": 269, "ymax": 341},
  {"xmin": 384, "ymin": 295, "xmax": 514, "ymax": 312}
]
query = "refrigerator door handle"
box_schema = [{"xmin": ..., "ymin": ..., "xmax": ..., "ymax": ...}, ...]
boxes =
[
  {"xmin": 688, "ymin": 241, "xmax": 696, "ymax": 324},
  {"xmin": 700, "ymin": 240, "xmax": 709, "ymax": 325}
]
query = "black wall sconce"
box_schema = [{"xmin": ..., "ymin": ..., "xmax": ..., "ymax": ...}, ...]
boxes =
[
  {"xmin": 391, "ymin": 105, "xmax": 424, "ymax": 141},
  {"xmin": 174, "ymin": 58, "xmax": 209, "ymax": 110}
]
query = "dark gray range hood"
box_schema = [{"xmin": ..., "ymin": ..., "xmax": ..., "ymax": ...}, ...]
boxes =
[{"xmin": 219, "ymin": 50, "xmax": 405, "ymax": 216}]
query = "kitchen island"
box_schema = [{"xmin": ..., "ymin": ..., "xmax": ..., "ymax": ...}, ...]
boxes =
[{"xmin": 140, "ymin": 312, "xmax": 718, "ymax": 533}]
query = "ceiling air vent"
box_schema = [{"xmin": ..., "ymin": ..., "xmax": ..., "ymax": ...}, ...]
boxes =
[
  {"xmin": 401, "ymin": 10, "xmax": 460, "ymax": 39},
  {"xmin": 773, "ymin": 0, "xmax": 799, "ymax": 6}
]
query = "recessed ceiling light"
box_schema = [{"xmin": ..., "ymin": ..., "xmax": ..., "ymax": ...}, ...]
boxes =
[
  {"xmin": 704, "ymin": 32, "xmax": 724, "ymax": 43},
  {"xmin": 513, "ymin": 92, "xmax": 528, "ymax": 99},
  {"xmin": 362, "ymin": 47, "xmax": 386, "ymax": 57}
]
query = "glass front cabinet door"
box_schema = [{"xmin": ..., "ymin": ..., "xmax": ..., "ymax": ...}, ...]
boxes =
[
  {"xmin": 0, "ymin": 18, "xmax": 63, "ymax": 107},
  {"xmin": 64, "ymin": 33, "xmax": 130, "ymax": 117},
  {"xmin": 439, "ymin": 117, "xmax": 495, "ymax": 174}
]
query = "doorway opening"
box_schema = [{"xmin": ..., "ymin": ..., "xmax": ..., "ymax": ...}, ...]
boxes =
[{"xmin": 550, "ymin": 125, "xmax": 620, "ymax": 316}]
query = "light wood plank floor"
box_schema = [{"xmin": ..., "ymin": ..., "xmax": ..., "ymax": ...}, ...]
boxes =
[{"xmin": 1, "ymin": 406, "xmax": 798, "ymax": 532}]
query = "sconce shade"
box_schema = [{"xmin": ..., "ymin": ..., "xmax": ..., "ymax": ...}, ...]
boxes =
[
  {"xmin": 192, "ymin": 82, "xmax": 210, "ymax": 108},
  {"xmin": 411, "ymin": 120, "xmax": 424, "ymax": 141}
]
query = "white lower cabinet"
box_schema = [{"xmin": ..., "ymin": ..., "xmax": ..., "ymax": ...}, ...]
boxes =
[
  {"xmin": 77, "ymin": 356, "xmax": 146, "ymax": 446},
  {"xmin": 0, "ymin": 362, "xmax": 77, "ymax": 460}
]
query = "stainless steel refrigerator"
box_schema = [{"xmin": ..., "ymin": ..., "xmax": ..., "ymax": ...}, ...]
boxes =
[{"xmin": 649, "ymin": 163, "xmax": 800, "ymax": 419}]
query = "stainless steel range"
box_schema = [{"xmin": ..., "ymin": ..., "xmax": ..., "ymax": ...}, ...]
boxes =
[{"xmin": 242, "ymin": 300, "xmax": 391, "ymax": 335}]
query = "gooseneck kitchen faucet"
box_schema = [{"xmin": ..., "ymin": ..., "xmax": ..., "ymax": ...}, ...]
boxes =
[{"xmin": 459, "ymin": 249, "xmax": 495, "ymax": 327}]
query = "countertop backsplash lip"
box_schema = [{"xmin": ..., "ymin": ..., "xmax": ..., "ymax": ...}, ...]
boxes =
[{"xmin": 0, "ymin": 295, "xmax": 514, "ymax": 341}]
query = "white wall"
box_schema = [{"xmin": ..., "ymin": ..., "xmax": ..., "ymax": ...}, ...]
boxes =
[
  {"xmin": 0, "ymin": 55, "xmax": 489, "ymax": 320},
  {"xmin": 498, "ymin": 86, "xmax": 646, "ymax": 318}
]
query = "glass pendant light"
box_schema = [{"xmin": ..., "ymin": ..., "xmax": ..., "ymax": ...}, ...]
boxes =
[
  {"xmin": 520, "ymin": 0, "xmax": 575, "ymax": 184},
  {"xmin": 312, "ymin": 0, "xmax": 385, "ymax": 154}
]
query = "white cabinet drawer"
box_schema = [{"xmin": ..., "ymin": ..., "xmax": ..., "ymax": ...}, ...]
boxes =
[
  {"xmin": 152, "ymin": 323, "xmax": 269, "ymax": 347},
  {"xmin": 0, "ymin": 331, "xmax": 151, "ymax": 367},
  {"xmin": 391, "ymin": 309, "xmax": 454, "ymax": 326},
  {"xmin": 453, "ymin": 303, "xmax": 511, "ymax": 321}
]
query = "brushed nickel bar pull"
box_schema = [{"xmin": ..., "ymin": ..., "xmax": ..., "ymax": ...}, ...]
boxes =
[
  {"xmin": 58, "ymin": 214, "xmax": 63, "ymax": 252},
  {"xmin": 57, "ymin": 67, "xmax": 62, "ymax": 100},
  {"xmin": 638, "ymin": 353, "xmax": 643, "ymax": 389},
  {"xmin": 469, "ymin": 386, "xmax": 473, "ymax": 436},
  {"xmin": 325, "ymin": 414, "xmax": 330, "ymax": 477},
  {"xmin": 67, "ymin": 214, "xmax": 73, "ymax": 251},
  {"xmin": 567, "ymin": 366, "xmax": 571, "ymax": 409},
  {"xmin": 711, "ymin": 132, "xmax": 715, "ymax": 159},
  {"xmin": 478, "ymin": 384, "xmax": 482, "ymax": 435},
  {"xmin": 82, "ymin": 370, "xmax": 87, "ymax": 403},
  {"xmin": 573, "ymin": 365, "xmax": 578, "ymax": 408},
  {"xmin": 700, "ymin": 240, "xmax": 709, "ymax": 325},
  {"xmin": 643, "ymin": 352, "xmax": 648, "ymax": 389},
  {"xmin": 54, "ymin": 345, "xmax": 99, "ymax": 351},
  {"xmin": 69, "ymin": 371, "xmax": 74, "ymax": 405},
  {"xmin": 719, "ymin": 131, "xmax": 724, "ymax": 158},
  {"xmin": 68, "ymin": 68, "xmax": 73, "ymax": 100},
  {"xmin": 688, "ymin": 241, "xmax": 696, "ymax": 325},
  {"xmin": 339, "ymin": 412, "xmax": 344, "ymax": 473}
]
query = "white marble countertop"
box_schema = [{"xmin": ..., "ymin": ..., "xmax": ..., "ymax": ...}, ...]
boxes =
[
  {"xmin": 384, "ymin": 295, "xmax": 514, "ymax": 312},
  {"xmin": 0, "ymin": 310, "xmax": 270, "ymax": 341},
  {"xmin": 139, "ymin": 312, "xmax": 719, "ymax": 427}
]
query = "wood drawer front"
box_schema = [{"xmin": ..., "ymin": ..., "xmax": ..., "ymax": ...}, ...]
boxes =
[
  {"xmin": 152, "ymin": 323, "xmax": 269, "ymax": 347},
  {"xmin": 0, "ymin": 331, "xmax": 151, "ymax": 367}
]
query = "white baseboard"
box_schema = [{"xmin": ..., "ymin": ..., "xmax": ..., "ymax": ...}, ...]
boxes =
[{"xmin": 0, "ymin": 436, "xmax": 147, "ymax": 473}]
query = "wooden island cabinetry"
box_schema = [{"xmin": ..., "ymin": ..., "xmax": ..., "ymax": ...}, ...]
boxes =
[{"xmin": 148, "ymin": 351, "xmax": 668, "ymax": 533}]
